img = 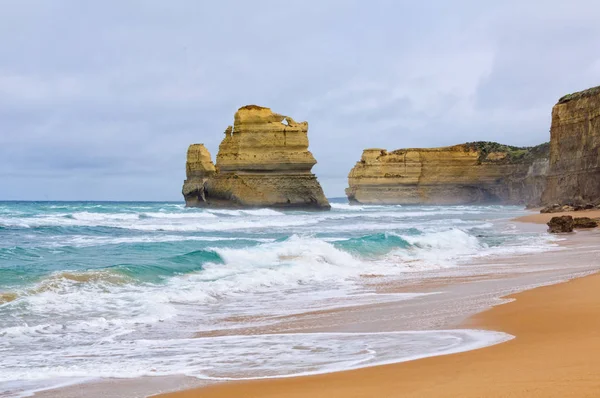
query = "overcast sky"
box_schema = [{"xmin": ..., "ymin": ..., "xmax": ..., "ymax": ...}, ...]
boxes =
[{"xmin": 1, "ymin": 0, "xmax": 599, "ymax": 200}]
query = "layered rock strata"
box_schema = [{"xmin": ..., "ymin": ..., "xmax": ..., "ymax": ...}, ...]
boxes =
[
  {"xmin": 541, "ymin": 85, "xmax": 600, "ymax": 205},
  {"xmin": 346, "ymin": 142, "xmax": 549, "ymax": 205},
  {"xmin": 182, "ymin": 105, "xmax": 330, "ymax": 209}
]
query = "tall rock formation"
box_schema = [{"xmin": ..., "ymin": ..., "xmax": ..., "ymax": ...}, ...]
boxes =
[
  {"xmin": 541, "ymin": 86, "xmax": 600, "ymax": 205},
  {"xmin": 182, "ymin": 105, "xmax": 330, "ymax": 209},
  {"xmin": 346, "ymin": 142, "xmax": 549, "ymax": 205},
  {"xmin": 182, "ymin": 144, "xmax": 217, "ymax": 207}
]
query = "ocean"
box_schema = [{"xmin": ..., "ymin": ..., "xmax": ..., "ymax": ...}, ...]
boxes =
[{"xmin": 0, "ymin": 200, "xmax": 563, "ymax": 396}]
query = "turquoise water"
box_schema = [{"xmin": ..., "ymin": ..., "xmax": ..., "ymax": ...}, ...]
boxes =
[{"xmin": 0, "ymin": 200, "xmax": 552, "ymax": 395}]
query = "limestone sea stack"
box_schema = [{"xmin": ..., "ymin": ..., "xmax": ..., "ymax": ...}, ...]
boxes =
[
  {"xmin": 346, "ymin": 142, "xmax": 549, "ymax": 205},
  {"xmin": 541, "ymin": 86, "xmax": 600, "ymax": 205},
  {"xmin": 181, "ymin": 144, "xmax": 217, "ymax": 207},
  {"xmin": 182, "ymin": 105, "xmax": 330, "ymax": 210}
]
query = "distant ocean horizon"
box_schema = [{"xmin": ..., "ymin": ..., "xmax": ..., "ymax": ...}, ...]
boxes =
[{"xmin": 0, "ymin": 200, "xmax": 557, "ymax": 396}]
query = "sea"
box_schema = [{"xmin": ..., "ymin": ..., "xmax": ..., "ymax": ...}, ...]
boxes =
[{"xmin": 0, "ymin": 199, "xmax": 579, "ymax": 396}]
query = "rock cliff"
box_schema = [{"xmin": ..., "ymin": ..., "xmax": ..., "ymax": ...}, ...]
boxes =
[
  {"xmin": 541, "ymin": 85, "xmax": 600, "ymax": 205},
  {"xmin": 346, "ymin": 142, "xmax": 549, "ymax": 205},
  {"xmin": 182, "ymin": 105, "xmax": 330, "ymax": 209}
]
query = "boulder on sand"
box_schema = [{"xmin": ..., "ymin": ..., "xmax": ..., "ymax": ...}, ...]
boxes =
[
  {"xmin": 547, "ymin": 216, "xmax": 574, "ymax": 233},
  {"xmin": 573, "ymin": 217, "xmax": 598, "ymax": 229}
]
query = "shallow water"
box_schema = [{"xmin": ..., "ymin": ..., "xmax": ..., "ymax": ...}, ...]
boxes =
[{"xmin": 0, "ymin": 200, "xmax": 560, "ymax": 396}]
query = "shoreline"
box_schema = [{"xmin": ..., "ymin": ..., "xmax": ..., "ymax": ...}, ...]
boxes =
[
  {"xmin": 513, "ymin": 208, "xmax": 600, "ymax": 224},
  {"xmin": 155, "ymin": 224, "xmax": 600, "ymax": 398},
  {"xmin": 30, "ymin": 214, "xmax": 600, "ymax": 398},
  {"xmin": 157, "ymin": 268, "xmax": 600, "ymax": 398}
]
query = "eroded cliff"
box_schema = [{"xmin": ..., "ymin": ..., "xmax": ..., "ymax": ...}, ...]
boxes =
[
  {"xmin": 182, "ymin": 105, "xmax": 330, "ymax": 209},
  {"xmin": 541, "ymin": 86, "xmax": 600, "ymax": 205},
  {"xmin": 346, "ymin": 142, "xmax": 549, "ymax": 205}
]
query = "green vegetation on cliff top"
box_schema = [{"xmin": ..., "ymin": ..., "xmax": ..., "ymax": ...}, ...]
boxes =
[
  {"xmin": 558, "ymin": 85, "xmax": 600, "ymax": 104},
  {"xmin": 464, "ymin": 141, "xmax": 550, "ymax": 164}
]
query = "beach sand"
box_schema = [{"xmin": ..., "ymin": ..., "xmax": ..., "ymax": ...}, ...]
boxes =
[
  {"xmin": 157, "ymin": 269, "xmax": 600, "ymax": 397},
  {"xmin": 514, "ymin": 209, "xmax": 600, "ymax": 224}
]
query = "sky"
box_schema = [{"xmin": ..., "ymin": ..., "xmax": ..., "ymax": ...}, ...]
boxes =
[{"xmin": 1, "ymin": 0, "xmax": 599, "ymax": 200}]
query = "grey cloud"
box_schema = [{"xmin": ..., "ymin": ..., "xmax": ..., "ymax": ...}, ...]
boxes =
[{"xmin": 1, "ymin": 0, "xmax": 599, "ymax": 200}]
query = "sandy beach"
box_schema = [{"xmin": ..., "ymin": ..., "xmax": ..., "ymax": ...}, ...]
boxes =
[
  {"xmin": 156, "ymin": 228, "xmax": 600, "ymax": 398},
  {"xmin": 514, "ymin": 209, "xmax": 600, "ymax": 224},
  {"xmin": 157, "ymin": 271, "xmax": 600, "ymax": 398}
]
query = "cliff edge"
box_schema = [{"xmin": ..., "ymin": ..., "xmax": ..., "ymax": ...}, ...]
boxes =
[
  {"xmin": 182, "ymin": 106, "xmax": 330, "ymax": 210},
  {"xmin": 541, "ymin": 85, "xmax": 600, "ymax": 205},
  {"xmin": 346, "ymin": 142, "xmax": 549, "ymax": 205}
]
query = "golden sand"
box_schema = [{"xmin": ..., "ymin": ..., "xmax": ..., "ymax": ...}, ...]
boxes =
[
  {"xmin": 514, "ymin": 209, "xmax": 600, "ymax": 224},
  {"xmin": 156, "ymin": 272, "xmax": 600, "ymax": 398}
]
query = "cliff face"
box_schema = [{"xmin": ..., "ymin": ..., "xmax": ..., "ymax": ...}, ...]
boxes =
[
  {"xmin": 183, "ymin": 105, "xmax": 330, "ymax": 209},
  {"xmin": 346, "ymin": 142, "xmax": 549, "ymax": 205},
  {"xmin": 541, "ymin": 86, "xmax": 600, "ymax": 205}
]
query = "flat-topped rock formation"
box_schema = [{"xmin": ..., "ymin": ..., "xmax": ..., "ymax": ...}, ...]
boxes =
[
  {"xmin": 182, "ymin": 105, "xmax": 330, "ymax": 209},
  {"xmin": 541, "ymin": 85, "xmax": 600, "ymax": 205},
  {"xmin": 346, "ymin": 142, "xmax": 549, "ymax": 205}
]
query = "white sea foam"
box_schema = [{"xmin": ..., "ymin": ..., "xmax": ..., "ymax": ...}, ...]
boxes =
[
  {"xmin": 204, "ymin": 208, "xmax": 285, "ymax": 217},
  {"xmin": 329, "ymin": 203, "xmax": 372, "ymax": 211},
  {"xmin": 0, "ymin": 202, "xmax": 499, "ymax": 234},
  {"xmin": 51, "ymin": 235, "xmax": 275, "ymax": 248},
  {"xmin": 69, "ymin": 212, "xmax": 140, "ymax": 221},
  {"xmin": 1, "ymin": 329, "xmax": 513, "ymax": 395},
  {"xmin": 0, "ymin": 211, "xmax": 319, "ymax": 232},
  {"xmin": 140, "ymin": 211, "xmax": 219, "ymax": 219}
]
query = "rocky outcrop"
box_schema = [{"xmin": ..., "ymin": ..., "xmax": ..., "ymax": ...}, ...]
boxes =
[
  {"xmin": 573, "ymin": 217, "xmax": 598, "ymax": 229},
  {"xmin": 346, "ymin": 142, "xmax": 549, "ymax": 205},
  {"xmin": 547, "ymin": 216, "xmax": 574, "ymax": 233},
  {"xmin": 182, "ymin": 105, "xmax": 330, "ymax": 209},
  {"xmin": 541, "ymin": 85, "xmax": 600, "ymax": 205},
  {"xmin": 541, "ymin": 203, "xmax": 599, "ymax": 213},
  {"xmin": 182, "ymin": 144, "xmax": 216, "ymax": 207}
]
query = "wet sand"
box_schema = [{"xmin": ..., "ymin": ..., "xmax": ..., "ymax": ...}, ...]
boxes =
[
  {"xmin": 514, "ymin": 209, "xmax": 600, "ymax": 224},
  {"xmin": 157, "ymin": 270, "xmax": 600, "ymax": 398}
]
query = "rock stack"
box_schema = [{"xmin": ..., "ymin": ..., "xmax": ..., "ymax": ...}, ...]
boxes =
[
  {"xmin": 181, "ymin": 144, "xmax": 216, "ymax": 207},
  {"xmin": 182, "ymin": 105, "xmax": 330, "ymax": 210}
]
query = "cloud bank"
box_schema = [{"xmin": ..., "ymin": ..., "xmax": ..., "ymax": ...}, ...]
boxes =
[{"xmin": 1, "ymin": 0, "xmax": 599, "ymax": 200}]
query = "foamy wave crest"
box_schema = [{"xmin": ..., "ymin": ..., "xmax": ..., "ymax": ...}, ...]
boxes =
[
  {"xmin": 329, "ymin": 203, "xmax": 370, "ymax": 211},
  {"xmin": 57, "ymin": 235, "xmax": 275, "ymax": 248},
  {"xmin": 69, "ymin": 211, "xmax": 140, "ymax": 221},
  {"xmin": 383, "ymin": 229, "xmax": 485, "ymax": 270},
  {"xmin": 0, "ymin": 330, "xmax": 512, "ymax": 394},
  {"xmin": 129, "ymin": 217, "xmax": 318, "ymax": 232},
  {"xmin": 2, "ymin": 233, "xmax": 454, "ymax": 344},
  {"xmin": 206, "ymin": 208, "xmax": 285, "ymax": 216},
  {"xmin": 196, "ymin": 235, "xmax": 365, "ymax": 289},
  {"xmin": 0, "ymin": 210, "xmax": 318, "ymax": 232},
  {"xmin": 0, "ymin": 270, "xmax": 177, "ymax": 342},
  {"xmin": 0, "ymin": 217, "xmax": 32, "ymax": 228},
  {"xmin": 140, "ymin": 212, "xmax": 218, "ymax": 219}
]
